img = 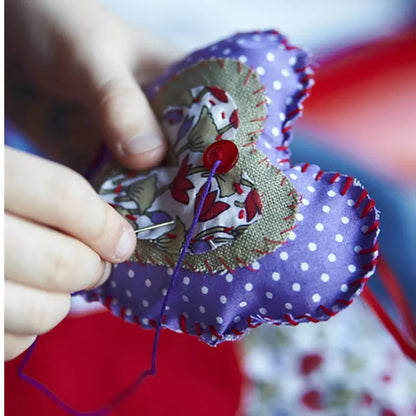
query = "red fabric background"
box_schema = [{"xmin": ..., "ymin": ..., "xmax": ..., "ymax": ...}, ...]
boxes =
[{"xmin": 5, "ymin": 311, "xmax": 244, "ymax": 416}]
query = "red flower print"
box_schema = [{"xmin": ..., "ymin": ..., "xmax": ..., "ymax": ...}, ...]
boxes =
[
  {"xmin": 229, "ymin": 109, "xmax": 240, "ymax": 129},
  {"xmin": 171, "ymin": 155, "xmax": 194, "ymax": 204},
  {"xmin": 301, "ymin": 390, "xmax": 322, "ymax": 410},
  {"xmin": 300, "ymin": 353, "xmax": 323, "ymax": 376},
  {"xmin": 207, "ymin": 86, "xmax": 229, "ymax": 103},
  {"xmin": 244, "ymin": 189, "xmax": 263, "ymax": 221},
  {"xmin": 195, "ymin": 184, "xmax": 230, "ymax": 222}
]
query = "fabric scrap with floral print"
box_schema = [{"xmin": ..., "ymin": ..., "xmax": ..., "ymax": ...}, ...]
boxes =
[{"xmin": 84, "ymin": 30, "xmax": 380, "ymax": 346}]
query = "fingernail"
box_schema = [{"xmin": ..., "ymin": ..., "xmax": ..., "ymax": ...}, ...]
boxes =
[
  {"xmin": 115, "ymin": 226, "xmax": 136, "ymax": 260},
  {"xmin": 95, "ymin": 262, "xmax": 112, "ymax": 287},
  {"xmin": 122, "ymin": 133, "xmax": 165, "ymax": 155}
]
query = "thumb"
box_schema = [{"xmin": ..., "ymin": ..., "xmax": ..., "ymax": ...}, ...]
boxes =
[{"xmin": 88, "ymin": 66, "xmax": 167, "ymax": 170}]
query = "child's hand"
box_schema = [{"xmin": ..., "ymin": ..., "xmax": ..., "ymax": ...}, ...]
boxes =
[
  {"xmin": 5, "ymin": 0, "xmax": 181, "ymax": 169},
  {"xmin": 4, "ymin": 0, "xmax": 181, "ymax": 360},
  {"xmin": 4, "ymin": 147, "xmax": 138, "ymax": 360}
]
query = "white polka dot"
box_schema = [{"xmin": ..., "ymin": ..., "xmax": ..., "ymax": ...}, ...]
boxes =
[
  {"xmin": 259, "ymin": 307, "xmax": 267, "ymax": 315},
  {"xmin": 302, "ymin": 198, "xmax": 310, "ymax": 206},
  {"xmin": 342, "ymin": 217, "xmax": 350, "ymax": 224},
  {"xmin": 347, "ymin": 199, "xmax": 355, "ymax": 207},
  {"xmin": 264, "ymin": 141, "xmax": 272, "ymax": 149},
  {"xmin": 288, "ymin": 232, "xmax": 296, "ymax": 240},
  {"xmin": 272, "ymin": 127, "xmax": 280, "ymax": 136},
  {"xmin": 220, "ymin": 295, "xmax": 227, "ymax": 304},
  {"xmin": 361, "ymin": 225, "xmax": 368, "ymax": 233},
  {"xmin": 327, "ymin": 190, "xmax": 336, "ymax": 197},
  {"xmin": 289, "ymin": 173, "xmax": 297, "ymax": 180},
  {"xmin": 307, "ymin": 186, "xmax": 316, "ymax": 193},
  {"xmin": 354, "ymin": 245, "xmax": 362, "ymax": 253},
  {"xmin": 301, "ymin": 262, "xmax": 309, "ymax": 271},
  {"xmin": 233, "ymin": 316, "xmax": 241, "ymax": 323},
  {"xmin": 328, "ymin": 253, "xmax": 337, "ymax": 262},
  {"xmin": 216, "ymin": 316, "xmax": 223, "ymax": 324},
  {"xmin": 183, "ymin": 276, "xmax": 190, "ymax": 285},
  {"xmin": 126, "ymin": 289, "xmax": 132, "ymax": 298},
  {"xmin": 335, "ymin": 234, "xmax": 343, "ymax": 242},
  {"xmin": 312, "ymin": 293, "xmax": 321, "ymax": 303},
  {"xmin": 253, "ymin": 34, "xmax": 261, "ymax": 41},
  {"xmin": 161, "ymin": 288, "xmax": 167, "ymax": 296},
  {"xmin": 238, "ymin": 55, "xmax": 247, "ymax": 63},
  {"xmin": 279, "ymin": 112, "xmax": 286, "ymax": 121},
  {"xmin": 256, "ymin": 66, "xmax": 265, "ymax": 75},
  {"xmin": 142, "ymin": 318, "xmax": 149, "ymax": 325},
  {"xmin": 201, "ymin": 286, "xmax": 209, "ymax": 294},
  {"xmin": 199, "ymin": 305, "xmax": 205, "ymax": 313},
  {"xmin": 266, "ymin": 52, "xmax": 275, "ymax": 62},
  {"xmin": 245, "ymin": 283, "xmax": 253, "ymax": 292},
  {"xmin": 272, "ymin": 272, "xmax": 280, "ymax": 281},
  {"xmin": 281, "ymin": 68, "xmax": 290, "ymax": 77},
  {"xmin": 237, "ymin": 38, "xmax": 245, "ymax": 45},
  {"xmin": 292, "ymin": 283, "xmax": 301, "ymax": 292},
  {"xmin": 348, "ymin": 264, "xmax": 357, "ymax": 273},
  {"xmin": 182, "ymin": 295, "xmax": 189, "ymax": 303},
  {"xmin": 222, "ymin": 48, "xmax": 231, "ymax": 55},
  {"xmin": 280, "ymin": 251, "xmax": 289, "ymax": 261},
  {"xmin": 128, "ymin": 269, "xmax": 135, "ymax": 278},
  {"xmin": 251, "ymin": 261, "xmax": 260, "ymax": 270},
  {"xmin": 315, "ymin": 223, "xmax": 324, "ymax": 231},
  {"xmin": 239, "ymin": 301, "xmax": 247, "ymax": 308},
  {"xmin": 110, "ymin": 280, "xmax": 116, "ymax": 288},
  {"xmin": 341, "ymin": 284, "xmax": 348, "ymax": 293},
  {"xmin": 308, "ymin": 242, "xmax": 317, "ymax": 251},
  {"xmin": 296, "ymin": 213, "xmax": 304, "ymax": 221},
  {"xmin": 167, "ymin": 268, "xmax": 174, "ymax": 276},
  {"xmin": 145, "ymin": 279, "xmax": 151, "ymax": 287},
  {"xmin": 126, "ymin": 308, "xmax": 132, "ymax": 316},
  {"xmin": 226, "ymin": 273, "xmax": 233, "ymax": 283},
  {"xmin": 142, "ymin": 299, "xmax": 149, "ymax": 307},
  {"xmin": 266, "ymin": 291, "xmax": 273, "ymax": 299},
  {"xmin": 322, "ymin": 205, "xmax": 331, "ymax": 213},
  {"xmin": 289, "ymin": 56, "xmax": 297, "ymax": 66},
  {"xmin": 273, "ymin": 80, "xmax": 282, "ymax": 90},
  {"xmin": 285, "ymin": 302, "xmax": 293, "ymax": 310},
  {"xmin": 321, "ymin": 273, "xmax": 330, "ymax": 283}
]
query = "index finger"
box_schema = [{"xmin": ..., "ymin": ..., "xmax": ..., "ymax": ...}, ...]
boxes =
[{"xmin": 5, "ymin": 147, "xmax": 136, "ymax": 262}]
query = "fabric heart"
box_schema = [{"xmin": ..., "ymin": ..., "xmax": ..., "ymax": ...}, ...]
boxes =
[{"xmin": 85, "ymin": 30, "xmax": 379, "ymax": 346}]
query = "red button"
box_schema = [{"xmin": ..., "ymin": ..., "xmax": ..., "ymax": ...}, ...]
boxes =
[{"xmin": 203, "ymin": 140, "xmax": 239, "ymax": 174}]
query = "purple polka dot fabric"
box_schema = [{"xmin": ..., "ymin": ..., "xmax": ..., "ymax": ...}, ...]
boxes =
[{"xmin": 84, "ymin": 30, "xmax": 379, "ymax": 346}]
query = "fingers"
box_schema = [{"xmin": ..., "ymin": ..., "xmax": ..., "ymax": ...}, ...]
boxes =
[
  {"xmin": 5, "ymin": 333, "xmax": 37, "ymax": 361},
  {"xmin": 5, "ymin": 147, "xmax": 136, "ymax": 263},
  {"xmin": 5, "ymin": 213, "xmax": 111, "ymax": 292},
  {"xmin": 87, "ymin": 66, "xmax": 167, "ymax": 170},
  {"xmin": 5, "ymin": 280, "xmax": 71, "ymax": 336}
]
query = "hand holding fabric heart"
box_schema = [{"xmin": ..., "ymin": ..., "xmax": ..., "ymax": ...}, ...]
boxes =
[{"xmin": 85, "ymin": 30, "xmax": 379, "ymax": 346}]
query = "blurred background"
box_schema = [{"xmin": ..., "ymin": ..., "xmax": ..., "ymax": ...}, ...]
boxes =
[{"xmin": 5, "ymin": 1, "xmax": 416, "ymax": 415}]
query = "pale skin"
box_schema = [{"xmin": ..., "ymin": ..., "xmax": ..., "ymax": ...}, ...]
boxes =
[{"xmin": 5, "ymin": 0, "xmax": 181, "ymax": 360}]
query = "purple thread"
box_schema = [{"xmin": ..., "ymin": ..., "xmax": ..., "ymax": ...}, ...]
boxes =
[{"xmin": 18, "ymin": 159, "xmax": 221, "ymax": 415}]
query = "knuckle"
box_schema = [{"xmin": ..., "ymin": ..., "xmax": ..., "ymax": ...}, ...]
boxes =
[
  {"xmin": 51, "ymin": 169, "xmax": 91, "ymax": 223},
  {"xmin": 47, "ymin": 241, "xmax": 102, "ymax": 291},
  {"xmin": 47, "ymin": 244, "xmax": 77, "ymax": 290},
  {"xmin": 97, "ymin": 78, "xmax": 141, "ymax": 127}
]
